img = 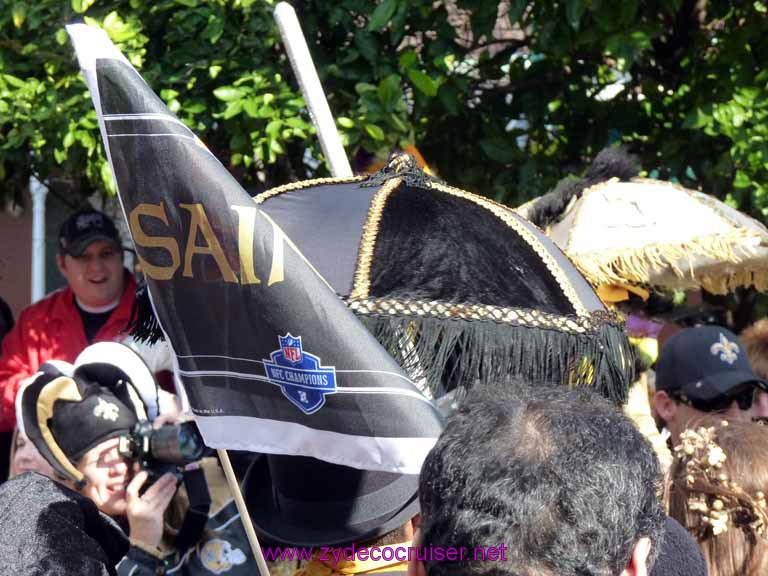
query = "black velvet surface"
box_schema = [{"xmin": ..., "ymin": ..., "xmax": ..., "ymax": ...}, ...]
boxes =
[{"xmin": 370, "ymin": 184, "xmax": 576, "ymax": 316}]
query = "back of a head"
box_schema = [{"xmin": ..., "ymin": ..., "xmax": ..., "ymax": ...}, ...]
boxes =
[
  {"xmin": 418, "ymin": 383, "xmax": 665, "ymax": 576},
  {"xmin": 669, "ymin": 417, "xmax": 768, "ymax": 576}
]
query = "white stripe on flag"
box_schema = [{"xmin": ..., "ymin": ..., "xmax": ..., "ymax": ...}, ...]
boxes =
[
  {"xmin": 196, "ymin": 414, "xmax": 434, "ymax": 474},
  {"xmin": 178, "ymin": 368, "xmax": 433, "ymax": 404}
]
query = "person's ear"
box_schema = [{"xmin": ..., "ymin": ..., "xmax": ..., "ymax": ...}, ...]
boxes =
[
  {"xmin": 408, "ymin": 527, "xmax": 427, "ymax": 576},
  {"xmin": 56, "ymin": 253, "xmax": 67, "ymax": 275},
  {"xmin": 622, "ymin": 537, "xmax": 651, "ymax": 576},
  {"xmin": 653, "ymin": 391, "xmax": 677, "ymax": 424}
]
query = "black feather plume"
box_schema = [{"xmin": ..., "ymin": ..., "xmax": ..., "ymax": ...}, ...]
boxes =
[{"xmin": 526, "ymin": 147, "xmax": 641, "ymax": 228}]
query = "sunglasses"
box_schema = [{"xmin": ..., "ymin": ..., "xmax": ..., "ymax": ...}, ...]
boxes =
[{"xmin": 674, "ymin": 385, "xmax": 761, "ymax": 413}]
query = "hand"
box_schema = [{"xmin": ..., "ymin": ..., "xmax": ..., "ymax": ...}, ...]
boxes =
[
  {"xmin": 125, "ymin": 470, "xmax": 178, "ymax": 548},
  {"xmin": 151, "ymin": 412, "xmax": 193, "ymax": 430}
]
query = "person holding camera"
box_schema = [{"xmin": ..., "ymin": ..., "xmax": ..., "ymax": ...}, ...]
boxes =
[{"xmin": 17, "ymin": 344, "xmax": 253, "ymax": 575}]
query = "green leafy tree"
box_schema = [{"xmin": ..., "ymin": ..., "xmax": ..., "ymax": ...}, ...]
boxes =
[{"xmin": 1, "ymin": 0, "xmax": 767, "ymax": 223}]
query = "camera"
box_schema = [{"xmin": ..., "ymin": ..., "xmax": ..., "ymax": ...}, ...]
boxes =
[{"xmin": 118, "ymin": 420, "xmax": 209, "ymax": 475}]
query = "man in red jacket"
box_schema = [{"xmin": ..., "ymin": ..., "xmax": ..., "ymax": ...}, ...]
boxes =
[{"xmin": 0, "ymin": 208, "xmax": 136, "ymax": 433}]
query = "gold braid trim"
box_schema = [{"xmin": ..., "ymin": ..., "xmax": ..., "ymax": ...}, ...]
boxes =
[
  {"xmin": 253, "ymin": 175, "xmax": 366, "ymax": 205},
  {"xmin": 346, "ymin": 297, "xmax": 619, "ymax": 334},
  {"xmin": 427, "ymin": 181, "xmax": 588, "ymax": 316},
  {"xmin": 350, "ymin": 177, "xmax": 403, "ymax": 300}
]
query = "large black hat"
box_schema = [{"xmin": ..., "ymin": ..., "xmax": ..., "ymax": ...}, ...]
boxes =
[
  {"xmin": 252, "ymin": 156, "xmax": 633, "ymax": 402},
  {"xmin": 244, "ymin": 454, "xmax": 418, "ymax": 547}
]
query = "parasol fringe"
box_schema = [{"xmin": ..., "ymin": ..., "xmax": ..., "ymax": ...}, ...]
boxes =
[
  {"xmin": 573, "ymin": 229, "xmax": 768, "ymax": 295},
  {"xmin": 358, "ymin": 315, "xmax": 634, "ymax": 405}
]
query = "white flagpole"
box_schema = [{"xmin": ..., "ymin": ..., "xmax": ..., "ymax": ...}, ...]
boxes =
[{"xmin": 274, "ymin": 2, "xmax": 353, "ymax": 178}]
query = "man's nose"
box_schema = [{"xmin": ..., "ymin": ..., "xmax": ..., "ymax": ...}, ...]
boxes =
[
  {"xmin": 753, "ymin": 390, "xmax": 768, "ymax": 418},
  {"xmin": 87, "ymin": 255, "xmax": 107, "ymax": 272}
]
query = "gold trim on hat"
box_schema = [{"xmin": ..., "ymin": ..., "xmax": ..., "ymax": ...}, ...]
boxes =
[
  {"xmin": 346, "ymin": 297, "xmax": 615, "ymax": 334},
  {"xmin": 253, "ymin": 176, "xmax": 365, "ymax": 205},
  {"xmin": 350, "ymin": 177, "xmax": 403, "ymax": 300},
  {"xmin": 427, "ymin": 181, "xmax": 588, "ymax": 316},
  {"xmin": 36, "ymin": 376, "xmax": 85, "ymax": 483}
]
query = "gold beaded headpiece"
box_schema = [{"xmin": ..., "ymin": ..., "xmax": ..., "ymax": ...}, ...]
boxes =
[{"xmin": 674, "ymin": 421, "xmax": 768, "ymax": 538}]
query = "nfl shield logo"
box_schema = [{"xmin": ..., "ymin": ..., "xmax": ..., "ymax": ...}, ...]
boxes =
[
  {"xmin": 264, "ymin": 333, "xmax": 338, "ymax": 415},
  {"xmin": 280, "ymin": 334, "xmax": 303, "ymax": 365}
]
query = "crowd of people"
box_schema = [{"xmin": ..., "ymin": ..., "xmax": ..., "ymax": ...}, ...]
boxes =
[{"xmin": 1, "ymin": 208, "xmax": 768, "ymax": 576}]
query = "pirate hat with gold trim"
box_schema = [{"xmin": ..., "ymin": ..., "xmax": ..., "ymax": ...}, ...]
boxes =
[
  {"xmin": 131, "ymin": 154, "xmax": 633, "ymax": 402},
  {"xmin": 20, "ymin": 351, "xmax": 148, "ymax": 485}
]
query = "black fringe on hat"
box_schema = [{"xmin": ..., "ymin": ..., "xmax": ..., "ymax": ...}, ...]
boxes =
[
  {"xmin": 356, "ymin": 313, "xmax": 633, "ymax": 405},
  {"xmin": 526, "ymin": 147, "xmax": 641, "ymax": 228},
  {"xmin": 128, "ymin": 282, "xmax": 164, "ymax": 344}
]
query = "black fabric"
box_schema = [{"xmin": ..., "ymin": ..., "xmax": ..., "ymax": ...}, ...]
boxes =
[
  {"xmin": 173, "ymin": 467, "xmax": 212, "ymax": 553},
  {"xmin": 0, "ymin": 295, "xmax": 13, "ymax": 346},
  {"xmin": 0, "ymin": 472, "xmax": 128, "ymax": 575},
  {"xmin": 360, "ymin": 313, "xmax": 632, "ymax": 403},
  {"xmin": 371, "ymin": 184, "xmax": 575, "ymax": 316},
  {"xmin": 258, "ymin": 181, "xmax": 381, "ymax": 296},
  {"xmin": 0, "ymin": 431, "xmax": 11, "ymax": 482},
  {"xmin": 58, "ymin": 209, "xmax": 121, "ymax": 257},
  {"xmin": 49, "ymin": 384, "xmax": 137, "ymax": 461},
  {"xmin": 244, "ymin": 455, "xmax": 419, "ymax": 548},
  {"xmin": 97, "ymin": 58, "xmax": 171, "ymax": 117},
  {"xmin": 98, "ymin": 58, "xmax": 442, "ymax": 452},
  {"xmin": 511, "ymin": 212, "xmax": 605, "ymax": 311},
  {"xmin": 76, "ymin": 302, "xmax": 114, "ymax": 343},
  {"xmin": 651, "ymin": 516, "xmax": 707, "ymax": 576}
]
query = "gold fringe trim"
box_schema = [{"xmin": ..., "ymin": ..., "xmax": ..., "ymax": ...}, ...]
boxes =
[
  {"xmin": 350, "ymin": 177, "xmax": 403, "ymax": 300},
  {"xmin": 253, "ymin": 175, "xmax": 366, "ymax": 205},
  {"xmin": 572, "ymin": 230, "xmax": 768, "ymax": 295},
  {"xmin": 700, "ymin": 269, "xmax": 768, "ymax": 295},
  {"xmin": 427, "ymin": 181, "xmax": 589, "ymax": 316},
  {"xmin": 346, "ymin": 296, "xmax": 619, "ymax": 334}
]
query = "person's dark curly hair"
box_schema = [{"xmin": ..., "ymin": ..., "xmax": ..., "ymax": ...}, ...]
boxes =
[{"xmin": 418, "ymin": 383, "xmax": 665, "ymax": 576}]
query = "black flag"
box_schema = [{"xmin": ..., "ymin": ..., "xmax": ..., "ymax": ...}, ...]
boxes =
[{"xmin": 68, "ymin": 24, "xmax": 442, "ymax": 473}]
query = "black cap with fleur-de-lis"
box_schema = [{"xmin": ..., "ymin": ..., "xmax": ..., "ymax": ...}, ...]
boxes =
[{"xmin": 656, "ymin": 325, "xmax": 768, "ymax": 406}]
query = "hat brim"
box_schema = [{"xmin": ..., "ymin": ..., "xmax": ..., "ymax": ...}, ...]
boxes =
[
  {"xmin": 63, "ymin": 234, "xmax": 121, "ymax": 256},
  {"xmin": 243, "ymin": 456, "xmax": 420, "ymax": 548},
  {"xmin": 680, "ymin": 371, "xmax": 768, "ymax": 402}
]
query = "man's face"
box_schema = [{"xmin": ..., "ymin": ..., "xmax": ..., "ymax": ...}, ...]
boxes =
[
  {"xmin": 78, "ymin": 437, "xmax": 131, "ymax": 517},
  {"xmin": 655, "ymin": 385, "xmax": 768, "ymax": 444},
  {"xmin": 56, "ymin": 240, "xmax": 124, "ymax": 308}
]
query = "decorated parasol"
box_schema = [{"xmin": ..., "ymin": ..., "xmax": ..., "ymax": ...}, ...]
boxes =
[
  {"xmin": 518, "ymin": 149, "xmax": 768, "ymax": 297},
  {"xmin": 248, "ymin": 155, "xmax": 634, "ymax": 404}
]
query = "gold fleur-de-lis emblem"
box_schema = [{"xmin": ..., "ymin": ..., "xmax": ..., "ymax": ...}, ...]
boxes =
[
  {"xmin": 93, "ymin": 397, "xmax": 120, "ymax": 421},
  {"xmin": 710, "ymin": 333, "xmax": 740, "ymax": 365}
]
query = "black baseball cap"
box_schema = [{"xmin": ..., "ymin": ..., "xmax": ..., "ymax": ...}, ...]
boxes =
[
  {"xmin": 58, "ymin": 209, "xmax": 121, "ymax": 257},
  {"xmin": 656, "ymin": 325, "xmax": 768, "ymax": 405}
]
